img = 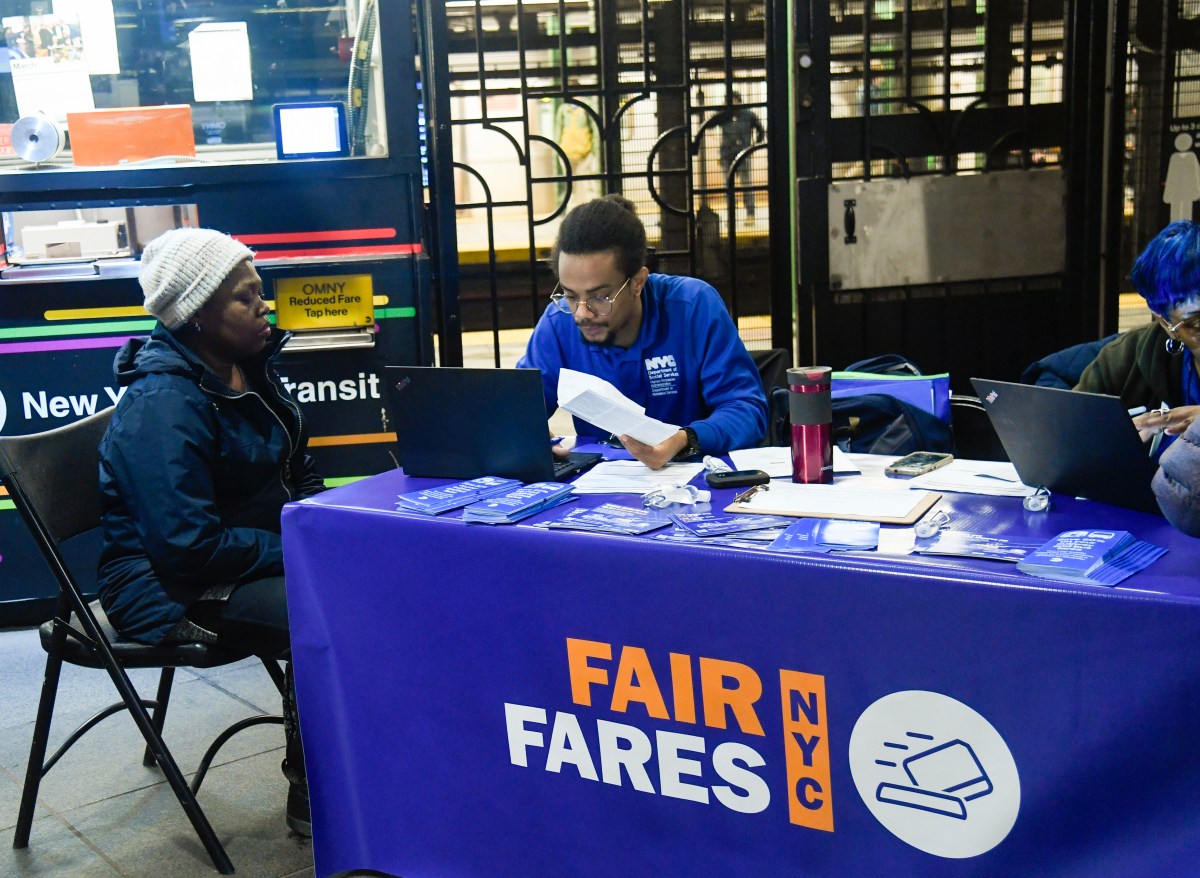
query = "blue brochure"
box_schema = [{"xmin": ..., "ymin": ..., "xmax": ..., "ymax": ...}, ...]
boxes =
[
  {"xmin": 768, "ymin": 519, "xmax": 880, "ymax": 554},
  {"xmin": 461, "ymin": 482, "xmax": 575, "ymax": 524},
  {"xmin": 1016, "ymin": 529, "xmax": 1167, "ymax": 585},
  {"xmin": 913, "ymin": 531, "xmax": 1044, "ymax": 562},
  {"xmin": 395, "ymin": 477, "xmax": 520, "ymax": 515},
  {"xmin": 654, "ymin": 525, "xmax": 788, "ymax": 550},
  {"xmin": 537, "ymin": 502, "xmax": 671, "ymax": 535},
  {"xmin": 669, "ymin": 511, "xmax": 794, "ymax": 537}
]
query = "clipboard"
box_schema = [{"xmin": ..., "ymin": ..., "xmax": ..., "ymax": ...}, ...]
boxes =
[{"xmin": 724, "ymin": 484, "xmax": 941, "ymax": 525}]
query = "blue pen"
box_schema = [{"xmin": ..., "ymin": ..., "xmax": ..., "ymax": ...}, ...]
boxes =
[{"xmin": 550, "ymin": 436, "xmax": 564, "ymax": 446}]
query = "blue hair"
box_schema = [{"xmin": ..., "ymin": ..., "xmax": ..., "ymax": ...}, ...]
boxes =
[{"xmin": 1130, "ymin": 220, "xmax": 1200, "ymax": 315}]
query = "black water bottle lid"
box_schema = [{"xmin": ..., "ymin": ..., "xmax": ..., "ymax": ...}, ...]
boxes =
[
  {"xmin": 787, "ymin": 366, "xmax": 832, "ymax": 389},
  {"xmin": 787, "ymin": 366, "xmax": 832, "ymax": 425}
]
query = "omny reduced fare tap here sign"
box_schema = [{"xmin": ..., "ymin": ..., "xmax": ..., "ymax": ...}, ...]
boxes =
[{"xmin": 274, "ymin": 274, "xmax": 374, "ymax": 331}]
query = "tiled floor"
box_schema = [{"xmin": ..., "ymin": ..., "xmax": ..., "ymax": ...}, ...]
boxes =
[{"xmin": 0, "ymin": 626, "xmax": 314, "ymax": 878}]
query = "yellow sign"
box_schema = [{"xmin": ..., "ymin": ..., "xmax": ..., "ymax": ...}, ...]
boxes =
[{"xmin": 274, "ymin": 274, "xmax": 375, "ymax": 331}]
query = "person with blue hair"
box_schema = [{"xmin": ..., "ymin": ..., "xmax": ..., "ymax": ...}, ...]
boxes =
[{"xmin": 1076, "ymin": 220, "xmax": 1200, "ymax": 444}]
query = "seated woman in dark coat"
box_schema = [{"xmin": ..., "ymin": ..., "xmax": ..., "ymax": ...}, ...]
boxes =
[{"xmin": 97, "ymin": 227, "xmax": 324, "ymax": 835}]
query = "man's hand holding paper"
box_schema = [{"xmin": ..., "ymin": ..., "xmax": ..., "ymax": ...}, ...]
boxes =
[{"xmin": 558, "ymin": 368, "xmax": 680, "ymax": 449}]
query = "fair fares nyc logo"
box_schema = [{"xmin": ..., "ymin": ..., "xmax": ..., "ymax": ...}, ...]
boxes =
[{"xmin": 504, "ymin": 638, "xmax": 834, "ymax": 831}]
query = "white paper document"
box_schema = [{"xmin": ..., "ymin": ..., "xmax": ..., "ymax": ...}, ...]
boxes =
[
  {"xmin": 54, "ymin": 0, "xmax": 119, "ymax": 75},
  {"xmin": 907, "ymin": 459, "xmax": 1035, "ymax": 497},
  {"xmin": 189, "ymin": 22, "xmax": 253, "ymax": 102},
  {"xmin": 736, "ymin": 483, "xmax": 933, "ymax": 519},
  {"xmin": 557, "ymin": 368, "xmax": 679, "ymax": 446},
  {"xmin": 569, "ymin": 460, "xmax": 705, "ymax": 494},
  {"xmin": 729, "ymin": 445, "xmax": 859, "ymax": 477}
]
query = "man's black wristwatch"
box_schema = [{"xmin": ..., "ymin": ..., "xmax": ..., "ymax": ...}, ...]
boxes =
[{"xmin": 673, "ymin": 426, "xmax": 701, "ymax": 461}]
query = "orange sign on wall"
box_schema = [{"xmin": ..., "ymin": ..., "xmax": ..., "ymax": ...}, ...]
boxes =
[{"xmin": 66, "ymin": 105, "xmax": 195, "ymax": 167}]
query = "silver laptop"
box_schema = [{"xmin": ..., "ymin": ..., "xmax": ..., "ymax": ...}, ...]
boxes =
[
  {"xmin": 970, "ymin": 378, "xmax": 1160, "ymax": 514},
  {"xmin": 384, "ymin": 366, "xmax": 602, "ymax": 483}
]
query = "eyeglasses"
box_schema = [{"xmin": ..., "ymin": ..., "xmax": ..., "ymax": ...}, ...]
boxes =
[
  {"xmin": 549, "ymin": 277, "xmax": 631, "ymax": 317},
  {"xmin": 1162, "ymin": 313, "xmax": 1200, "ymax": 337}
]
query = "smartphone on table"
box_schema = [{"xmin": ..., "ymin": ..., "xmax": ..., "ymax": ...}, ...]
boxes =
[{"xmin": 884, "ymin": 451, "xmax": 953, "ymax": 477}]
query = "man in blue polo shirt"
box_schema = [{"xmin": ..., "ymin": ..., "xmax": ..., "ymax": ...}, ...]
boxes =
[{"xmin": 517, "ymin": 195, "xmax": 767, "ymax": 469}]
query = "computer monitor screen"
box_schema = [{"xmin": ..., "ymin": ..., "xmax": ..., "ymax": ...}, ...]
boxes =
[{"xmin": 272, "ymin": 102, "xmax": 350, "ymax": 160}]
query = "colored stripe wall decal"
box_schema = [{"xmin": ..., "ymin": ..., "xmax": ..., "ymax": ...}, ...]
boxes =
[
  {"xmin": 0, "ymin": 319, "xmax": 155, "ymax": 340},
  {"xmin": 40, "ymin": 298, "xmax": 389, "ymax": 324},
  {"xmin": 235, "ymin": 229, "xmax": 398, "ymax": 245},
  {"xmin": 45, "ymin": 305, "xmax": 276, "ymax": 321},
  {"xmin": 0, "ymin": 499, "xmax": 13, "ymax": 511},
  {"xmin": 0, "ymin": 311, "xmax": 407, "ymax": 352},
  {"xmin": 324, "ymin": 475, "xmax": 370, "ymax": 488},
  {"xmin": 0, "ymin": 335, "xmax": 140, "ymax": 355},
  {"xmin": 307, "ymin": 432, "xmax": 397, "ymax": 448},
  {"xmin": 44, "ymin": 306, "xmax": 150, "ymax": 321},
  {"xmin": 253, "ymin": 244, "xmax": 422, "ymax": 259}
]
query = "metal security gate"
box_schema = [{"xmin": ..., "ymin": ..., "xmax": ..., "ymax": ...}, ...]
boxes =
[
  {"xmin": 416, "ymin": 0, "xmax": 791, "ymax": 367},
  {"xmin": 1125, "ymin": 1, "xmax": 1200, "ymax": 258},
  {"xmin": 793, "ymin": 0, "xmax": 1109, "ymax": 388}
]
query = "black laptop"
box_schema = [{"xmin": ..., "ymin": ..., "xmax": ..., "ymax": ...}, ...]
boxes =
[
  {"xmin": 384, "ymin": 366, "xmax": 603, "ymax": 483},
  {"xmin": 970, "ymin": 378, "xmax": 1160, "ymax": 514}
]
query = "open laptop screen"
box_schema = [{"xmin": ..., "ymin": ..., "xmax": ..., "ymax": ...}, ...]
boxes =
[
  {"xmin": 384, "ymin": 366, "xmax": 599, "ymax": 483},
  {"xmin": 970, "ymin": 378, "xmax": 1160, "ymax": 514}
]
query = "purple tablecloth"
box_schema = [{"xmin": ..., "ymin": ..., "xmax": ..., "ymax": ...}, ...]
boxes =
[{"xmin": 282, "ymin": 466, "xmax": 1200, "ymax": 878}]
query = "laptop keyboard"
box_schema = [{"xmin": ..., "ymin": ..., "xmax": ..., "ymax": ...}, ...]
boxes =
[{"xmin": 553, "ymin": 451, "xmax": 603, "ymax": 480}]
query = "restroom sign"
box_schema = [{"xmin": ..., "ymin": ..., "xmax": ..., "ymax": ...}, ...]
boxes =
[{"xmin": 274, "ymin": 274, "xmax": 375, "ymax": 331}]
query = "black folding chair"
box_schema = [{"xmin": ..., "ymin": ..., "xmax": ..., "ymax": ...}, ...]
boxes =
[
  {"xmin": 0, "ymin": 407, "xmax": 284, "ymax": 875},
  {"xmin": 750, "ymin": 347, "xmax": 793, "ymax": 446}
]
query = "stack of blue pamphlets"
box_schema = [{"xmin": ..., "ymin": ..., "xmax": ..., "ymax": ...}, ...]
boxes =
[
  {"xmin": 913, "ymin": 532, "xmax": 1044, "ymax": 562},
  {"xmin": 461, "ymin": 482, "xmax": 575, "ymax": 524},
  {"xmin": 654, "ymin": 525, "xmax": 789, "ymax": 550},
  {"xmin": 537, "ymin": 502, "xmax": 670, "ymax": 535},
  {"xmin": 668, "ymin": 511, "xmax": 794, "ymax": 537},
  {"xmin": 767, "ymin": 519, "xmax": 880, "ymax": 554},
  {"xmin": 1016, "ymin": 529, "xmax": 1167, "ymax": 585},
  {"xmin": 395, "ymin": 477, "xmax": 520, "ymax": 515}
]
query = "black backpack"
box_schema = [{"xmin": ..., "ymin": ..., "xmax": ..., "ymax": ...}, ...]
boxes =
[{"xmin": 844, "ymin": 354, "xmax": 924, "ymax": 377}]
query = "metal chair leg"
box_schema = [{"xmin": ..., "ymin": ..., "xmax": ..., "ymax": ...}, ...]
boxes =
[
  {"xmin": 13, "ymin": 625, "xmax": 66, "ymax": 849},
  {"xmin": 97, "ymin": 659, "xmax": 235, "ymax": 874},
  {"xmin": 261, "ymin": 657, "xmax": 286, "ymax": 697},
  {"xmin": 142, "ymin": 667, "xmax": 175, "ymax": 767},
  {"xmin": 191, "ymin": 715, "xmax": 284, "ymax": 794}
]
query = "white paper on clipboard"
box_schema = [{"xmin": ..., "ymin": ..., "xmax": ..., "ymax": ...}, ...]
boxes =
[{"xmin": 728, "ymin": 482, "xmax": 938, "ymax": 523}]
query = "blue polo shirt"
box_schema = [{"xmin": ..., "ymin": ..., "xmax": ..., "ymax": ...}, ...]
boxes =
[{"xmin": 516, "ymin": 273, "xmax": 767, "ymax": 452}]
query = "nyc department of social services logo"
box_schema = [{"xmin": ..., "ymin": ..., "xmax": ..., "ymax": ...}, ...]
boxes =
[{"xmin": 848, "ymin": 690, "xmax": 1020, "ymax": 858}]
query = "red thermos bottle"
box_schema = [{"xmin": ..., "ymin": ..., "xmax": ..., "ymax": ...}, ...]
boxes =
[{"xmin": 788, "ymin": 366, "xmax": 833, "ymax": 484}]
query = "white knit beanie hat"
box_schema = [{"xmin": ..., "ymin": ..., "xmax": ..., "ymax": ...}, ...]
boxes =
[{"xmin": 139, "ymin": 227, "xmax": 254, "ymax": 330}]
